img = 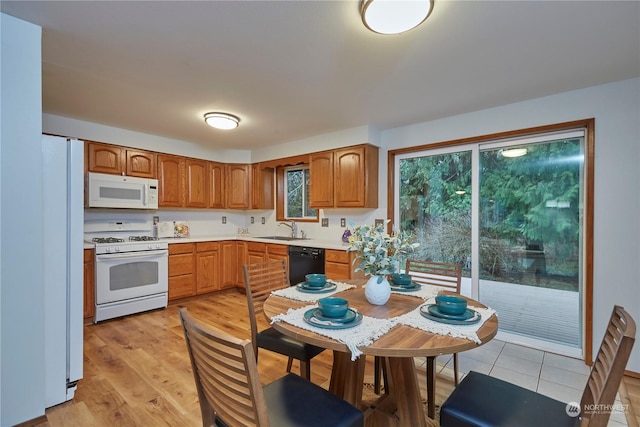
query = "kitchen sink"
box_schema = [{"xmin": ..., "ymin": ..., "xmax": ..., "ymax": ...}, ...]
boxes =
[{"xmin": 256, "ymin": 235, "xmax": 306, "ymax": 241}]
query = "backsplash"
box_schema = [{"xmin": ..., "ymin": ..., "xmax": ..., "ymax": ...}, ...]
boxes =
[{"xmin": 84, "ymin": 207, "xmax": 386, "ymax": 242}]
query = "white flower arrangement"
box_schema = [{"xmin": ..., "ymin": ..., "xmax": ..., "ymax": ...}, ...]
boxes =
[{"xmin": 347, "ymin": 220, "xmax": 419, "ymax": 278}]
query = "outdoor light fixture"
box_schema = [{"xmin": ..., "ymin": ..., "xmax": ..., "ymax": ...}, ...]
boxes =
[
  {"xmin": 361, "ymin": 0, "xmax": 434, "ymax": 35},
  {"xmin": 204, "ymin": 112, "xmax": 240, "ymax": 130},
  {"xmin": 500, "ymin": 148, "xmax": 528, "ymax": 158}
]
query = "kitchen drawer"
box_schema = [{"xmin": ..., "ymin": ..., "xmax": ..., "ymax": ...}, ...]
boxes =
[
  {"xmin": 325, "ymin": 249, "xmax": 350, "ymax": 263},
  {"xmin": 169, "ymin": 253, "xmax": 194, "ymax": 276},
  {"xmin": 266, "ymin": 243, "xmax": 288, "ymax": 256},
  {"xmin": 325, "ymin": 262, "xmax": 351, "ymax": 280},
  {"xmin": 169, "ymin": 242, "xmax": 195, "ymax": 255},
  {"xmin": 246, "ymin": 241, "xmax": 266, "ymax": 253},
  {"xmin": 196, "ymin": 241, "xmax": 218, "ymax": 252}
]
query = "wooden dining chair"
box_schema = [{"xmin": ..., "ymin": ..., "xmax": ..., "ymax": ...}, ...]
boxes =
[
  {"xmin": 243, "ymin": 260, "xmax": 325, "ymax": 380},
  {"xmin": 179, "ymin": 308, "xmax": 363, "ymax": 427},
  {"xmin": 374, "ymin": 260, "xmax": 463, "ymax": 394},
  {"xmin": 440, "ymin": 305, "xmax": 636, "ymax": 427}
]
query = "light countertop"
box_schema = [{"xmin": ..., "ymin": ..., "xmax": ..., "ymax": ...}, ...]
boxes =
[{"xmin": 84, "ymin": 235, "xmax": 351, "ymax": 251}]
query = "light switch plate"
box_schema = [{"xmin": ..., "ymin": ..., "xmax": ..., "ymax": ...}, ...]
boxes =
[
  {"xmin": 222, "ymin": 216, "xmax": 227, "ymax": 224},
  {"xmin": 261, "ymin": 217, "xmax": 266, "ymax": 224},
  {"xmin": 251, "ymin": 216, "xmax": 254, "ymax": 224},
  {"xmin": 340, "ymin": 218, "xmax": 346, "ymax": 227},
  {"xmin": 322, "ymin": 218, "xmax": 329, "ymax": 227}
]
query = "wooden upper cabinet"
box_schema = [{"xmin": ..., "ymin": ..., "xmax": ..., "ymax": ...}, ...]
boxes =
[
  {"xmin": 185, "ymin": 158, "xmax": 208, "ymax": 208},
  {"xmin": 157, "ymin": 154, "xmax": 184, "ymax": 207},
  {"xmin": 251, "ymin": 164, "xmax": 274, "ymax": 210},
  {"xmin": 88, "ymin": 141, "xmax": 156, "ymax": 178},
  {"xmin": 87, "ymin": 142, "xmax": 125, "ymax": 175},
  {"xmin": 208, "ymin": 161, "xmax": 226, "ymax": 209},
  {"xmin": 226, "ymin": 164, "xmax": 250, "ymax": 209},
  {"xmin": 309, "ymin": 151, "xmax": 334, "ymax": 208},
  {"xmin": 334, "ymin": 145, "xmax": 378, "ymax": 208},
  {"xmin": 125, "ymin": 149, "xmax": 156, "ymax": 178}
]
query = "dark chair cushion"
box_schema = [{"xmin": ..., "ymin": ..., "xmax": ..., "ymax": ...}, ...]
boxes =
[
  {"xmin": 257, "ymin": 327, "xmax": 325, "ymax": 361},
  {"xmin": 440, "ymin": 371, "xmax": 580, "ymax": 427},
  {"xmin": 263, "ymin": 373, "xmax": 363, "ymax": 427}
]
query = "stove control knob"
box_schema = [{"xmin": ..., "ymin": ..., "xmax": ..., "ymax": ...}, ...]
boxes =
[
  {"xmin": 114, "ymin": 246, "xmax": 120, "ymax": 252},
  {"xmin": 105, "ymin": 247, "xmax": 112, "ymax": 253}
]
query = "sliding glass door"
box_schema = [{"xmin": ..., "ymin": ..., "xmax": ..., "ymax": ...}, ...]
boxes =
[{"xmin": 395, "ymin": 130, "xmax": 586, "ymax": 354}]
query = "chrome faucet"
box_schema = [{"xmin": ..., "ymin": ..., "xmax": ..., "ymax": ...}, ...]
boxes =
[{"xmin": 279, "ymin": 220, "xmax": 297, "ymax": 238}]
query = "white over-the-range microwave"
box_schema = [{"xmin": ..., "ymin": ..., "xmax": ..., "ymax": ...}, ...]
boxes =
[{"xmin": 87, "ymin": 172, "xmax": 159, "ymax": 209}]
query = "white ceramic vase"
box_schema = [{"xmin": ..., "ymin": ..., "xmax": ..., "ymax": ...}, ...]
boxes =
[{"xmin": 364, "ymin": 275, "xmax": 391, "ymax": 305}]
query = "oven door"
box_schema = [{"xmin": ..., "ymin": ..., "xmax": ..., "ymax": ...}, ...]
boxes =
[{"xmin": 95, "ymin": 249, "xmax": 168, "ymax": 304}]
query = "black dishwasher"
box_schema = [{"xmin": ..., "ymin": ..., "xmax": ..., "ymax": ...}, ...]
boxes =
[{"xmin": 288, "ymin": 246, "xmax": 325, "ymax": 286}]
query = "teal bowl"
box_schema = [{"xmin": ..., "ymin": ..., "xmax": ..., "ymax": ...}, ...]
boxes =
[
  {"xmin": 390, "ymin": 273, "xmax": 412, "ymax": 286},
  {"xmin": 435, "ymin": 295, "xmax": 467, "ymax": 315},
  {"xmin": 318, "ymin": 297, "xmax": 349, "ymax": 318},
  {"xmin": 305, "ymin": 273, "xmax": 327, "ymax": 287}
]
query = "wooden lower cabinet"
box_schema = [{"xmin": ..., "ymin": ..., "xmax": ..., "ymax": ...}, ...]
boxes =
[
  {"xmin": 325, "ymin": 249, "xmax": 364, "ymax": 280},
  {"xmin": 196, "ymin": 242, "xmax": 220, "ymax": 294},
  {"xmin": 247, "ymin": 241, "xmax": 267, "ymax": 265},
  {"xmin": 83, "ymin": 249, "xmax": 95, "ymax": 320},
  {"xmin": 220, "ymin": 240, "xmax": 240, "ymax": 289},
  {"xmin": 266, "ymin": 243, "xmax": 289, "ymax": 272},
  {"xmin": 168, "ymin": 243, "xmax": 196, "ymax": 300}
]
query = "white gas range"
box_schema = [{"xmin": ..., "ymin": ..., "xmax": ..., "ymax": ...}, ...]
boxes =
[{"xmin": 85, "ymin": 221, "xmax": 168, "ymax": 322}]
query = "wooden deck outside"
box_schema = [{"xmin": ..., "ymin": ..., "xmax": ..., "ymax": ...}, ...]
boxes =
[{"xmin": 461, "ymin": 279, "xmax": 581, "ymax": 347}]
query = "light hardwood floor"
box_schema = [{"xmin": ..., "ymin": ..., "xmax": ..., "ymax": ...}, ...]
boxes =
[{"xmin": 36, "ymin": 288, "xmax": 639, "ymax": 427}]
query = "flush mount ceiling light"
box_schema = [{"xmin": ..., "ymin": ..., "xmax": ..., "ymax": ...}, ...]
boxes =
[
  {"xmin": 500, "ymin": 148, "xmax": 528, "ymax": 158},
  {"xmin": 361, "ymin": 0, "xmax": 434, "ymax": 35},
  {"xmin": 204, "ymin": 112, "xmax": 240, "ymax": 130}
]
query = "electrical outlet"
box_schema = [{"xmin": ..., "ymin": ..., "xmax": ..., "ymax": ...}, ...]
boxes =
[
  {"xmin": 340, "ymin": 218, "xmax": 346, "ymax": 227},
  {"xmin": 261, "ymin": 217, "xmax": 266, "ymax": 224},
  {"xmin": 321, "ymin": 218, "xmax": 329, "ymax": 227},
  {"xmin": 250, "ymin": 216, "xmax": 254, "ymax": 224},
  {"xmin": 153, "ymin": 216, "xmax": 159, "ymax": 225},
  {"xmin": 222, "ymin": 216, "xmax": 227, "ymax": 224},
  {"xmin": 375, "ymin": 219, "xmax": 384, "ymax": 227}
]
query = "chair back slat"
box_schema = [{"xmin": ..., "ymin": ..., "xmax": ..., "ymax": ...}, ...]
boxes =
[
  {"xmin": 243, "ymin": 260, "xmax": 289, "ymax": 353},
  {"xmin": 180, "ymin": 308, "xmax": 270, "ymax": 427},
  {"xmin": 406, "ymin": 259, "xmax": 462, "ymax": 292},
  {"xmin": 580, "ymin": 305, "xmax": 635, "ymax": 427}
]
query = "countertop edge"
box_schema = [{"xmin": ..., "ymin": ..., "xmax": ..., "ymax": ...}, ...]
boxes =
[{"xmin": 84, "ymin": 235, "xmax": 352, "ymax": 251}]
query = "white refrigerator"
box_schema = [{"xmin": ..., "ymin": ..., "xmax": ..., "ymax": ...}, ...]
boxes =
[{"xmin": 41, "ymin": 135, "xmax": 84, "ymax": 407}]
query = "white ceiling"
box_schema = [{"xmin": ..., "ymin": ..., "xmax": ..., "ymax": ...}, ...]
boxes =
[{"xmin": 2, "ymin": 1, "xmax": 639, "ymax": 151}]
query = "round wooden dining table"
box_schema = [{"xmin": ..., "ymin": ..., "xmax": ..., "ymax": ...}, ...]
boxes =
[{"xmin": 263, "ymin": 279, "xmax": 499, "ymax": 427}]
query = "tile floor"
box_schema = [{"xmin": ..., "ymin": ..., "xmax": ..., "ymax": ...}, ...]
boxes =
[{"xmin": 417, "ymin": 339, "xmax": 630, "ymax": 426}]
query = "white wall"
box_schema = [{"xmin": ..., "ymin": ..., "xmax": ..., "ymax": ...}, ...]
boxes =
[
  {"xmin": 1, "ymin": 13, "xmax": 46, "ymax": 426},
  {"xmin": 380, "ymin": 78, "xmax": 640, "ymax": 372},
  {"xmin": 250, "ymin": 125, "xmax": 381, "ymax": 162},
  {"xmin": 44, "ymin": 114, "xmax": 251, "ymax": 163}
]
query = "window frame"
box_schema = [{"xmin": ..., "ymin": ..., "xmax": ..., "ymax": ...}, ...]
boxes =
[
  {"xmin": 275, "ymin": 165, "xmax": 319, "ymax": 222},
  {"xmin": 387, "ymin": 118, "xmax": 595, "ymax": 363}
]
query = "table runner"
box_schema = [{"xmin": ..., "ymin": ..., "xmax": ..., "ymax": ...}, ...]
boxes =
[
  {"xmin": 271, "ymin": 280, "xmax": 356, "ymax": 302},
  {"xmin": 271, "ymin": 304, "xmax": 396, "ymax": 360},
  {"xmin": 394, "ymin": 299, "xmax": 497, "ymax": 344}
]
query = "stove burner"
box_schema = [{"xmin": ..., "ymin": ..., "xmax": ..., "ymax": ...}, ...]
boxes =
[
  {"xmin": 129, "ymin": 236, "xmax": 159, "ymax": 241},
  {"xmin": 92, "ymin": 237, "xmax": 125, "ymax": 244}
]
